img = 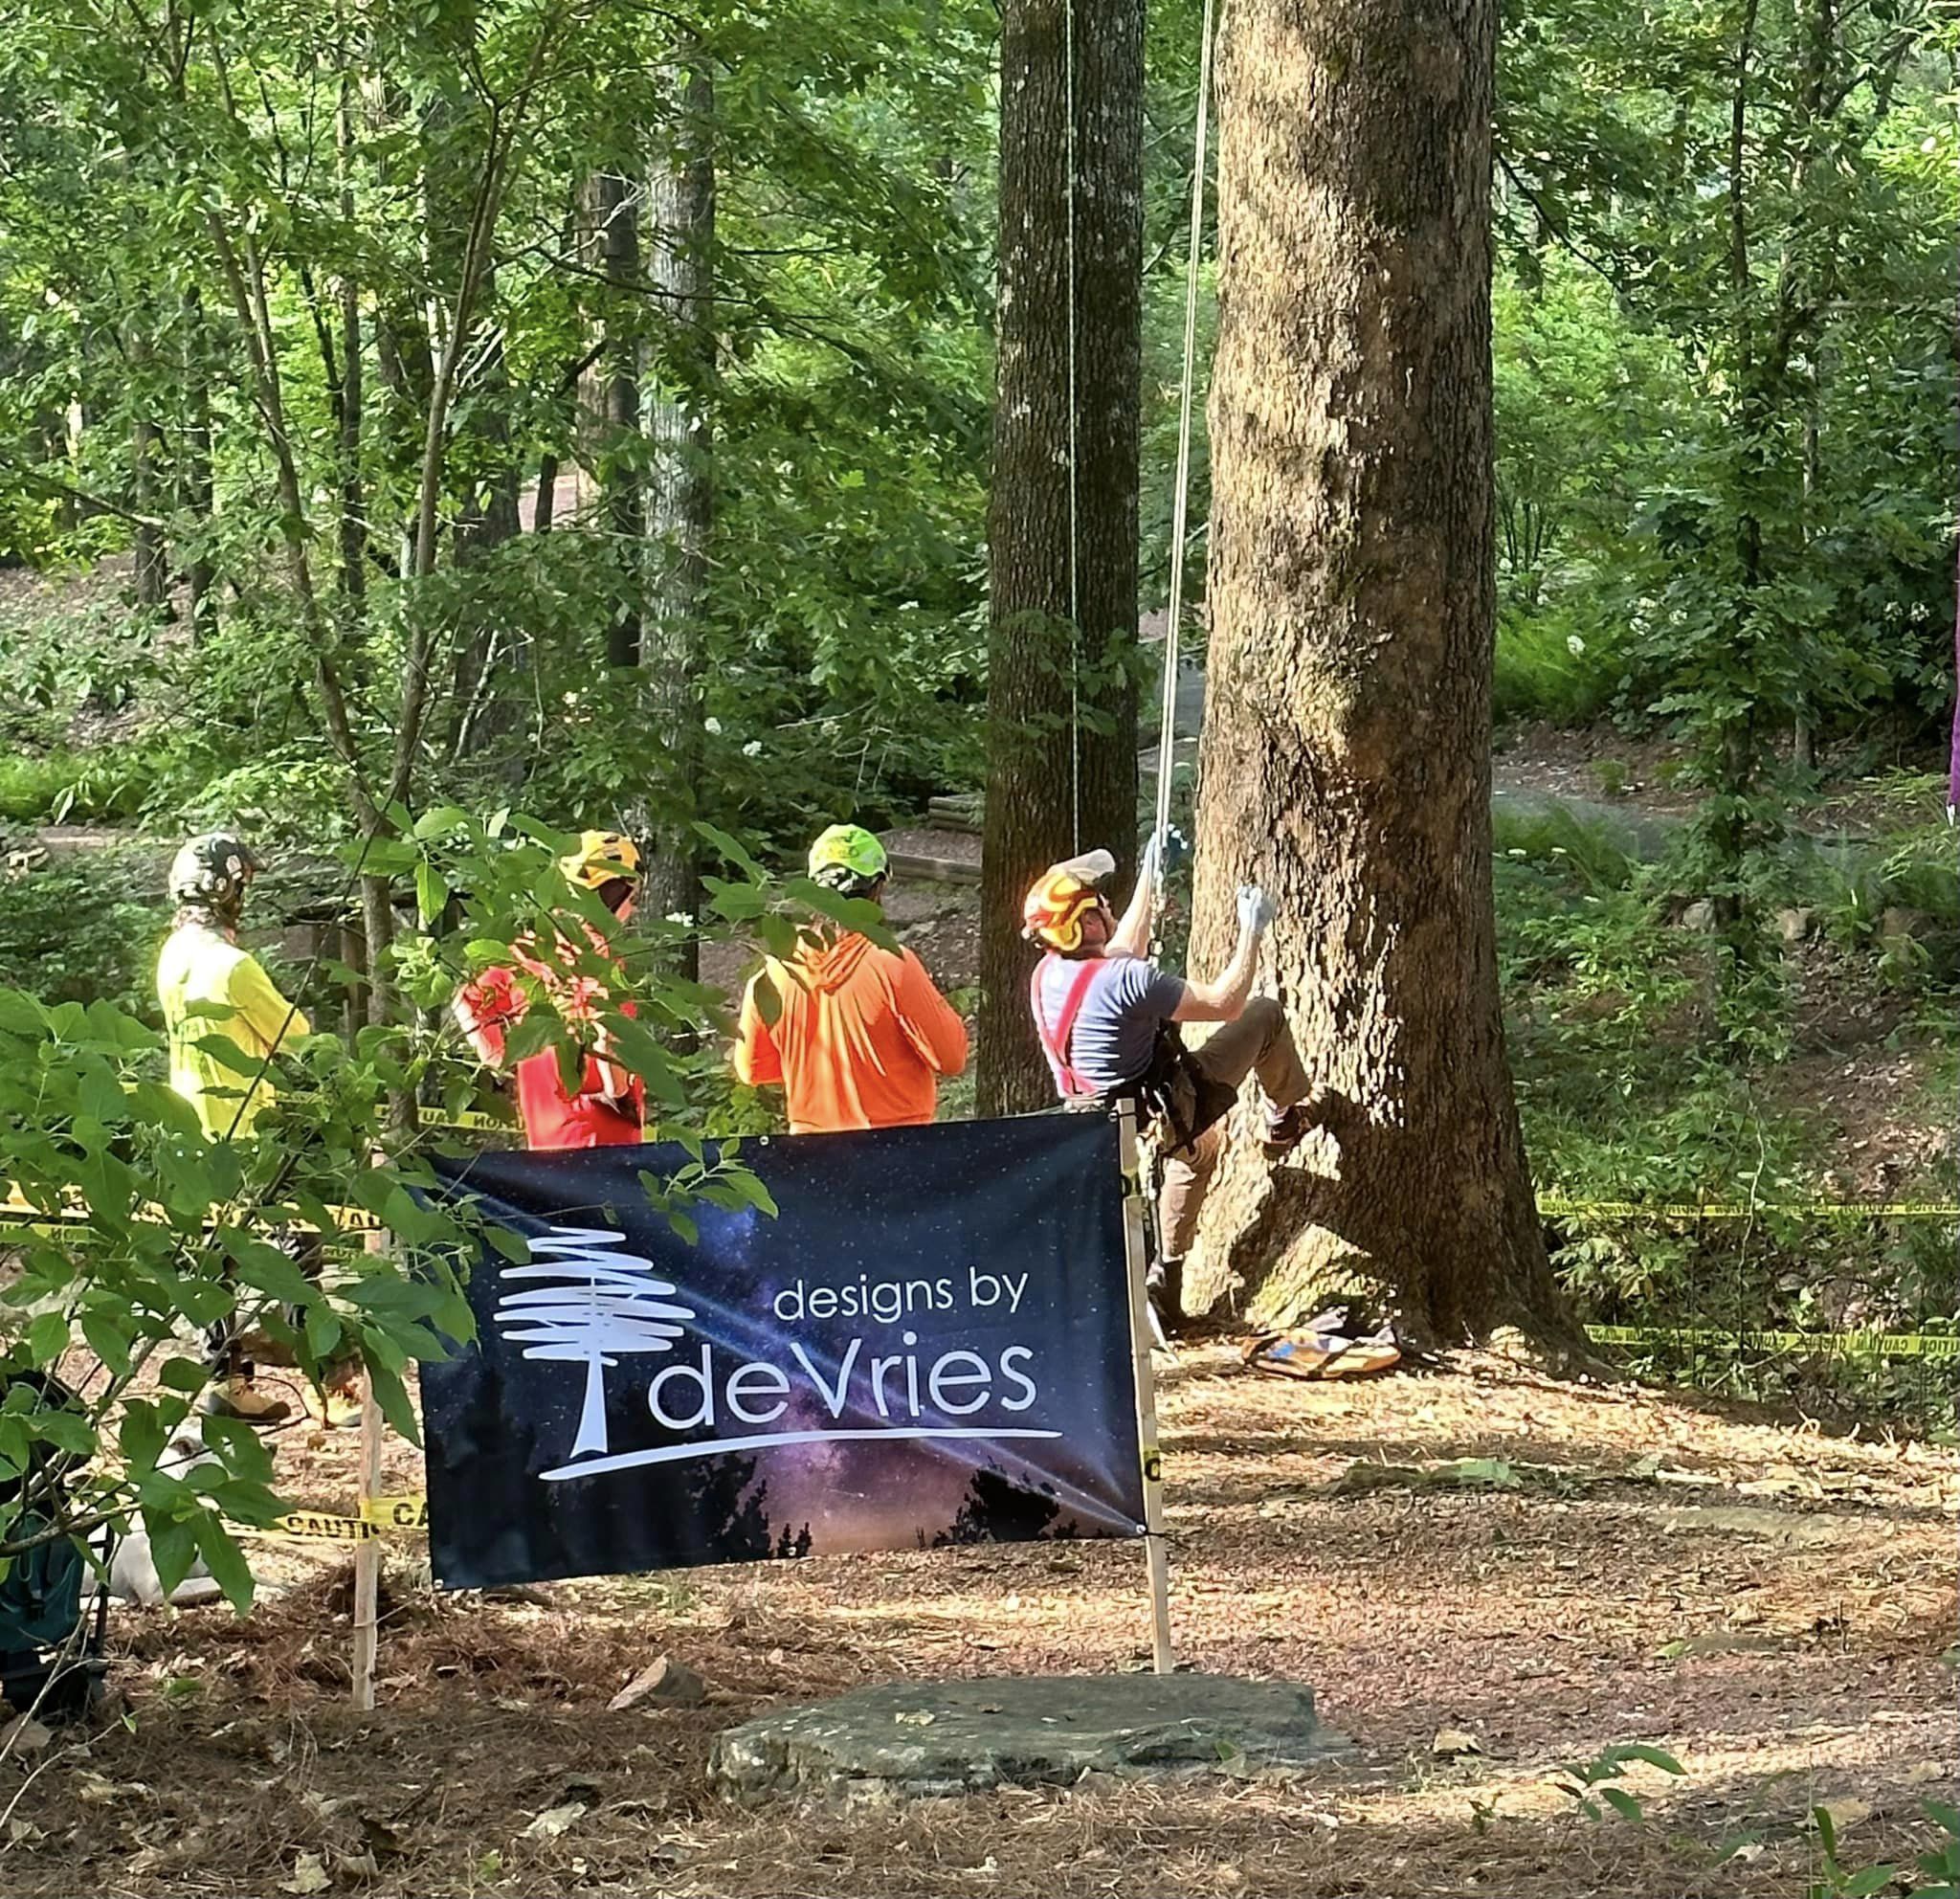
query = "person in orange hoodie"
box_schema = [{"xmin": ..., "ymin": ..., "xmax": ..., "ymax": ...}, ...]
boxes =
[{"xmin": 733, "ymin": 825, "xmax": 968, "ymax": 1134}]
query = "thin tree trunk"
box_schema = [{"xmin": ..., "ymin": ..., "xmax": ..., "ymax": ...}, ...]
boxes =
[
  {"xmin": 1186, "ymin": 0, "xmax": 1566, "ymax": 1345},
  {"xmin": 593, "ymin": 169, "xmax": 644, "ymax": 671},
  {"xmin": 1710, "ymin": 0, "xmax": 1762, "ymax": 932},
  {"xmin": 177, "ymin": 288, "xmax": 216, "ymax": 640},
  {"xmin": 335, "ymin": 71, "xmax": 368, "ymax": 614},
  {"xmin": 128, "ymin": 322, "xmax": 168, "ymax": 612},
  {"xmin": 639, "ymin": 56, "xmax": 715, "ymax": 978},
  {"xmin": 975, "ymin": 0, "xmax": 1144, "ymax": 1117}
]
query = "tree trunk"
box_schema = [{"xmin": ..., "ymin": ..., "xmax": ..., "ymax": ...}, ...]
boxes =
[
  {"xmin": 128, "ymin": 323, "xmax": 168, "ymax": 612},
  {"xmin": 592, "ymin": 170, "xmax": 644, "ymax": 672},
  {"xmin": 639, "ymin": 56, "xmax": 715, "ymax": 979},
  {"xmin": 1185, "ymin": 0, "xmax": 1564, "ymax": 1345},
  {"xmin": 177, "ymin": 289, "xmax": 215, "ymax": 640},
  {"xmin": 975, "ymin": 0, "xmax": 1144, "ymax": 1117}
]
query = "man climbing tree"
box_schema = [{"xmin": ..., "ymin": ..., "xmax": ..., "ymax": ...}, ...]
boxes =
[
  {"xmin": 975, "ymin": 0, "xmax": 1145, "ymax": 1116},
  {"xmin": 1185, "ymin": 0, "xmax": 1570, "ymax": 1343}
]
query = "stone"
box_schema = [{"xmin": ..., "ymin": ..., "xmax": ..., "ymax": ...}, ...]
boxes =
[
  {"xmin": 1774, "ymin": 906, "xmax": 1814, "ymax": 946},
  {"xmin": 609, "ymin": 1656, "xmax": 706, "ymax": 1712},
  {"xmin": 1679, "ymin": 900, "xmax": 1717, "ymax": 932},
  {"xmin": 1881, "ymin": 906, "xmax": 1933, "ymax": 945},
  {"xmin": 706, "ymin": 1674, "xmax": 1347, "ymax": 1802}
]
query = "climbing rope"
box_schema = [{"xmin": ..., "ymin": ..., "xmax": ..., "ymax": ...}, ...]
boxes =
[
  {"xmin": 1150, "ymin": 0, "xmax": 1216, "ymax": 871},
  {"xmin": 1064, "ymin": 0, "xmax": 1082, "ymax": 853}
]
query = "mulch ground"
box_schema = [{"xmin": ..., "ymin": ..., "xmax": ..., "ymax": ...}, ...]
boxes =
[{"xmin": 3, "ymin": 1352, "xmax": 1953, "ymax": 1899}]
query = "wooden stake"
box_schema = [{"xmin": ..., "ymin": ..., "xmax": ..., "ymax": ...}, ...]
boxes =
[
  {"xmin": 1117, "ymin": 1101, "xmax": 1174, "ymax": 1674},
  {"xmin": 350, "ymin": 1374, "xmax": 382, "ymax": 1710},
  {"xmin": 351, "ymin": 1224, "xmax": 387, "ymax": 1711}
]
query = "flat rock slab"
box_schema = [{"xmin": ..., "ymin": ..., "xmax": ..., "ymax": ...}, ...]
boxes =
[{"xmin": 708, "ymin": 1673, "xmax": 1348, "ymax": 1801}]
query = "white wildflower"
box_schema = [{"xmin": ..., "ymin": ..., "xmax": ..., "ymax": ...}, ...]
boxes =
[{"xmin": 1566, "ymin": 634, "xmax": 1586, "ymax": 658}]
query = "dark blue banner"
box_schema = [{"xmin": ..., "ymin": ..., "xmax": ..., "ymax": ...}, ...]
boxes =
[{"xmin": 418, "ymin": 1115, "xmax": 1146, "ymax": 1588}]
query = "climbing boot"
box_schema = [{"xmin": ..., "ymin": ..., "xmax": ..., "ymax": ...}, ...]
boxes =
[
  {"xmin": 202, "ymin": 1374, "xmax": 292, "ymax": 1426},
  {"xmin": 1261, "ymin": 1102, "xmax": 1314, "ymax": 1156},
  {"xmin": 1146, "ymin": 1256, "xmax": 1192, "ymax": 1340}
]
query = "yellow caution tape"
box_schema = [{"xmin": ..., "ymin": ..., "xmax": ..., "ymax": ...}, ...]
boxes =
[
  {"xmin": 360, "ymin": 1494, "xmax": 429, "ymax": 1530},
  {"xmin": 1545, "ymin": 1197, "xmax": 1959, "ymax": 1221},
  {"xmin": 243, "ymin": 1494, "xmax": 429, "ymax": 1543},
  {"xmin": 1588, "ymin": 1323, "xmax": 1960, "ymax": 1360},
  {"xmin": 417, "ymin": 1106, "xmax": 515, "ymax": 1134}
]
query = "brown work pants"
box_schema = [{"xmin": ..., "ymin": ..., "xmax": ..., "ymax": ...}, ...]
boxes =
[{"xmin": 1155, "ymin": 997, "xmax": 1309, "ymax": 1260}]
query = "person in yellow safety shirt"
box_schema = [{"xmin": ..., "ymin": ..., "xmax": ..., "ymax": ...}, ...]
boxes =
[
  {"xmin": 733, "ymin": 825, "xmax": 969, "ymax": 1133},
  {"xmin": 156, "ymin": 833, "xmax": 357, "ymax": 1427}
]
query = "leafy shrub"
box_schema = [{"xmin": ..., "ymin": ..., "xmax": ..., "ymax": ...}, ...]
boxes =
[
  {"xmin": 1495, "ymin": 601, "xmax": 1632, "ymax": 726},
  {"xmin": 0, "ymin": 852, "xmax": 168, "ymax": 1017}
]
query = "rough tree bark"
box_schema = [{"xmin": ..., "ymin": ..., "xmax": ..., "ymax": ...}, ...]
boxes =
[
  {"xmin": 976, "ymin": 0, "xmax": 1144, "ymax": 1116},
  {"xmin": 1185, "ymin": 0, "xmax": 1566, "ymax": 1343},
  {"xmin": 637, "ymin": 56, "xmax": 715, "ymax": 979}
]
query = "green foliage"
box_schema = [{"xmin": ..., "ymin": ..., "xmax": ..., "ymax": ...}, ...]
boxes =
[
  {"xmin": 0, "ymin": 852, "xmax": 168, "ymax": 1016},
  {"xmin": 1554, "ymin": 1742, "xmax": 1685, "ymax": 1824},
  {"xmin": 1494, "ymin": 601, "xmax": 1631, "ymax": 727},
  {"xmin": 0, "ymin": 801, "xmax": 864, "ymax": 1607}
]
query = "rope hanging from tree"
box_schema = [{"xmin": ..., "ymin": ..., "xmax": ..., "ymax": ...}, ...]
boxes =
[{"xmin": 1149, "ymin": 0, "xmax": 1216, "ymax": 873}]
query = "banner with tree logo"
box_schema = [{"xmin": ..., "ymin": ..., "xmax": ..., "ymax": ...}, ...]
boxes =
[{"xmin": 418, "ymin": 1116, "xmax": 1145, "ymax": 1588}]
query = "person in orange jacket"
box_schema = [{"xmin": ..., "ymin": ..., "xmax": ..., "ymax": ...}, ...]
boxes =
[
  {"xmin": 455, "ymin": 830, "xmax": 649, "ymax": 1151},
  {"xmin": 733, "ymin": 825, "xmax": 968, "ymax": 1134}
]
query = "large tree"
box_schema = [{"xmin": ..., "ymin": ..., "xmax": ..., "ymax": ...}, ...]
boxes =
[
  {"xmin": 1185, "ymin": 0, "xmax": 1567, "ymax": 1341},
  {"xmin": 975, "ymin": 0, "xmax": 1145, "ymax": 1117}
]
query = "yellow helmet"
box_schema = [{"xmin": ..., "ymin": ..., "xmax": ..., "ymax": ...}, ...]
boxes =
[
  {"xmin": 558, "ymin": 829, "xmax": 640, "ymax": 890},
  {"xmin": 1022, "ymin": 849, "xmax": 1117, "ymax": 953}
]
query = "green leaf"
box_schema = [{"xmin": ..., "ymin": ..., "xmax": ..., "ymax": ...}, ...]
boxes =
[
  {"xmin": 1599, "ymin": 1787, "xmax": 1645, "ymax": 1822},
  {"xmin": 26, "ymin": 1308, "xmax": 70, "ymax": 1364},
  {"xmin": 145, "ymin": 1512, "xmax": 198, "ymax": 1600},
  {"xmin": 158, "ymin": 1355, "xmax": 212, "ymax": 1396},
  {"xmin": 1838, "ymin": 1867, "xmax": 1898, "ymax": 1898},
  {"xmin": 119, "ymin": 1401, "xmax": 167, "ymax": 1474},
  {"xmin": 190, "ymin": 1509, "xmax": 255, "ymax": 1614},
  {"xmin": 366, "ymin": 1360, "xmax": 419, "ymax": 1448},
  {"xmin": 1608, "ymin": 1744, "xmax": 1685, "ymax": 1776},
  {"xmin": 79, "ymin": 1311, "xmax": 132, "ymax": 1377},
  {"xmin": 416, "ymin": 861, "xmax": 446, "ymax": 927},
  {"xmin": 694, "ymin": 823, "xmax": 765, "ymax": 878}
]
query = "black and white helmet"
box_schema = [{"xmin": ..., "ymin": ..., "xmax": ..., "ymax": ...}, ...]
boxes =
[{"xmin": 168, "ymin": 833, "xmax": 260, "ymax": 912}]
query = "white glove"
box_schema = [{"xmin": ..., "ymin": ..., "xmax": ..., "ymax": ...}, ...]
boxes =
[
  {"xmin": 1237, "ymin": 884, "xmax": 1274, "ymax": 937},
  {"xmin": 1137, "ymin": 834, "xmax": 1162, "ymax": 894}
]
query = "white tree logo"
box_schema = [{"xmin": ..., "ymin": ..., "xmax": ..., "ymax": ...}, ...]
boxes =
[{"xmin": 494, "ymin": 1226, "xmax": 697, "ymax": 1461}]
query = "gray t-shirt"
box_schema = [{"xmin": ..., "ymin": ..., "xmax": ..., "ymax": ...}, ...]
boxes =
[{"xmin": 1033, "ymin": 954, "xmax": 1187, "ymax": 1095}]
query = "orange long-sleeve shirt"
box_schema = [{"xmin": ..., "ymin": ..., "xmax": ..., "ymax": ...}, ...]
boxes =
[{"xmin": 733, "ymin": 931, "xmax": 968, "ymax": 1135}]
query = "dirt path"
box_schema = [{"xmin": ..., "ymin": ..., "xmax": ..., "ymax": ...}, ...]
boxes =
[{"xmin": 7, "ymin": 1357, "xmax": 1952, "ymax": 1898}]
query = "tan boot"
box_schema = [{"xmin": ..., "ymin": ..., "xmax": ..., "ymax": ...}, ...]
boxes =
[{"xmin": 202, "ymin": 1374, "xmax": 292, "ymax": 1425}]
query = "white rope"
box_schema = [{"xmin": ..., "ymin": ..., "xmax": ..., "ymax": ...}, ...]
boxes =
[
  {"xmin": 1151, "ymin": 0, "xmax": 1216, "ymax": 866},
  {"xmin": 1064, "ymin": 0, "xmax": 1082, "ymax": 853}
]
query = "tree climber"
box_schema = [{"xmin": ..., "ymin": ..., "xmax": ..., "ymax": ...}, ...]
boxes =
[
  {"xmin": 1024, "ymin": 846, "xmax": 1317, "ymax": 1336},
  {"xmin": 157, "ymin": 833, "xmax": 359, "ymax": 1426},
  {"xmin": 456, "ymin": 830, "xmax": 649, "ymax": 1151},
  {"xmin": 734, "ymin": 824, "xmax": 969, "ymax": 1134}
]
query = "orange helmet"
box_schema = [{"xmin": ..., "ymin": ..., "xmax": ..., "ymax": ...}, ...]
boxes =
[{"xmin": 1022, "ymin": 850, "xmax": 1116, "ymax": 953}]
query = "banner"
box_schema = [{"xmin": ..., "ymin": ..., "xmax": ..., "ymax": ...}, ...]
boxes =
[{"xmin": 418, "ymin": 1115, "xmax": 1146, "ymax": 1589}]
